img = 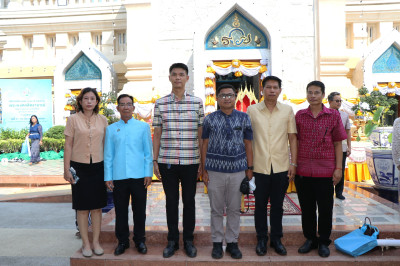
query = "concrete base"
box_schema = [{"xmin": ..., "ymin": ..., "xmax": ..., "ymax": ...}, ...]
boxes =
[{"xmin": 71, "ymin": 232, "xmax": 400, "ymax": 265}]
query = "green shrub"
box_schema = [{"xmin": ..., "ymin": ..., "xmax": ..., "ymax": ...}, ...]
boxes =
[
  {"xmin": 0, "ymin": 138, "xmax": 65, "ymax": 154},
  {"xmin": 0, "ymin": 139, "xmax": 24, "ymax": 153},
  {"xmin": 0, "ymin": 128, "xmax": 29, "ymax": 140},
  {"xmin": 44, "ymin": 125, "xmax": 66, "ymax": 139},
  {"xmin": 41, "ymin": 137, "xmax": 65, "ymax": 152}
]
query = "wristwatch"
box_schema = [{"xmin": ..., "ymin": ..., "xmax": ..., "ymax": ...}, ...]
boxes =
[{"xmin": 247, "ymin": 166, "xmax": 254, "ymax": 170}]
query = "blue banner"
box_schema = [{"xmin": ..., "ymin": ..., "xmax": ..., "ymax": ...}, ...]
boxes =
[{"xmin": 0, "ymin": 79, "xmax": 53, "ymax": 132}]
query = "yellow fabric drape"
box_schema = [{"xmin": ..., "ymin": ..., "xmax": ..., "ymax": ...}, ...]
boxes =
[
  {"xmin": 213, "ymin": 61, "xmax": 261, "ymax": 68},
  {"xmin": 289, "ymin": 99, "xmax": 307, "ymax": 104}
]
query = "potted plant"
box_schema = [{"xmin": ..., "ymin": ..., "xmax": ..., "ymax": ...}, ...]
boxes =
[{"xmin": 352, "ymin": 87, "xmax": 398, "ymax": 190}]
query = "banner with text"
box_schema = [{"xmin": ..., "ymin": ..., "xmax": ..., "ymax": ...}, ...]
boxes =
[{"xmin": 0, "ymin": 79, "xmax": 53, "ymax": 131}]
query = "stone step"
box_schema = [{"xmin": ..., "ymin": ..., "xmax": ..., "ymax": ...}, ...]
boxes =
[
  {"xmin": 70, "ymin": 242, "xmax": 400, "ymax": 265},
  {"xmin": 0, "ymin": 175, "xmax": 66, "ymax": 186},
  {"xmin": 94, "ymin": 229, "xmax": 400, "ymax": 247}
]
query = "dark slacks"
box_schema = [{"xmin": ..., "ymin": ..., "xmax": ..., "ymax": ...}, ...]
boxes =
[
  {"xmin": 294, "ymin": 175, "xmax": 334, "ymax": 246},
  {"xmin": 254, "ymin": 169, "xmax": 289, "ymax": 241},
  {"xmin": 335, "ymin": 152, "xmax": 347, "ymax": 196},
  {"xmin": 113, "ymin": 178, "xmax": 147, "ymax": 245},
  {"xmin": 159, "ymin": 163, "xmax": 198, "ymax": 242}
]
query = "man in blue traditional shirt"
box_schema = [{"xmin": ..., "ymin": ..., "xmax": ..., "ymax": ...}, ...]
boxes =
[
  {"xmin": 201, "ymin": 84, "xmax": 253, "ymax": 260},
  {"xmin": 104, "ymin": 94, "xmax": 153, "ymax": 256}
]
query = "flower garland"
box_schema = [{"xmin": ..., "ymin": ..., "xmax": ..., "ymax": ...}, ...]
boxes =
[{"xmin": 373, "ymin": 82, "xmax": 400, "ymax": 96}]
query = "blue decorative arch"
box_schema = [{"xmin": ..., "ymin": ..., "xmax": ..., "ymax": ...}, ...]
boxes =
[
  {"xmin": 372, "ymin": 44, "xmax": 400, "ymax": 73},
  {"xmin": 65, "ymin": 53, "xmax": 102, "ymax": 80},
  {"xmin": 205, "ymin": 10, "xmax": 269, "ymax": 50}
]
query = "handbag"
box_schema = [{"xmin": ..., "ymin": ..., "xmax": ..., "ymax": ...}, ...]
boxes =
[
  {"xmin": 334, "ymin": 217, "xmax": 379, "ymax": 257},
  {"xmin": 21, "ymin": 139, "xmax": 29, "ymax": 154},
  {"xmin": 240, "ymin": 176, "xmax": 250, "ymax": 194},
  {"xmin": 240, "ymin": 176, "xmax": 250, "ymax": 213}
]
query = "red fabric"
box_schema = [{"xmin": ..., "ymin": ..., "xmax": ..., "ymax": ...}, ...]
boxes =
[
  {"xmin": 236, "ymin": 100, "xmax": 242, "ymax": 111},
  {"xmin": 242, "ymin": 95, "xmax": 250, "ymax": 113},
  {"xmin": 295, "ymin": 105, "xmax": 347, "ymax": 177}
]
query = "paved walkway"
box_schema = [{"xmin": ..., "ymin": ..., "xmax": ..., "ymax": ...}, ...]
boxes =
[{"xmin": 0, "ymin": 160, "xmax": 399, "ymax": 265}]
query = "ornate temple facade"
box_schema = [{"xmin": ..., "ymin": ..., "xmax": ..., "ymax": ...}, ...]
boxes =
[{"xmin": 0, "ymin": 0, "xmax": 400, "ymax": 125}]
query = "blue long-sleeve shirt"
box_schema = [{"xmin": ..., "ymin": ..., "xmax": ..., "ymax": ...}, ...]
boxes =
[{"xmin": 104, "ymin": 118, "xmax": 153, "ymax": 181}]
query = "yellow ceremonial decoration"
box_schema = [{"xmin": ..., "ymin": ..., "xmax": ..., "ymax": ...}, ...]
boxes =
[
  {"xmin": 71, "ymin": 90, "xmax": 81, "ymax": 96},
  {"xmin": 212, "ymin": 60, "xmax": 262, "ymax": 69},
  {"xmin": 289, "ymin": 99, "xmax": 306, "ymax": 104},
  {"xmin": 234, "ymin": 71, "xmax": 243, "ymax": 77},
  {"xmin": 259, "ymin": 65, "xmax": 268, "ymax": 74},
  {"xmin": 231, "ymin": 59, "xmax": 241, "ymax": 68},
  {"xmin": 64, "ymin": 104, "xmax": 74, "ymax": 111},
  {"xmin": 204, "ymin": 78, "xmax": 214, "ymax": 87},
  {"xmin": 206, "ymin": 66, "xmax": 215, "ymax": 73},
  {"xmin": 205, "ymin": 95, "xmax": 216, "ymax": 106},
  {"xmin": 235, "ymin": 86, "xmax": 258, "ymax": 110}
]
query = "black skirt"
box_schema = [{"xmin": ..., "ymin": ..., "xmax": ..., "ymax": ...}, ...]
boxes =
[{"xmin": 70, "ymin": 160, "xmax": 107, "ymax": 210}]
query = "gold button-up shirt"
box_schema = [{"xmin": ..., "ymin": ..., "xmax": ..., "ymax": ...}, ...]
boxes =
[{"xmin": 247, "ymin": 101, "xmax": 297, "ymax": 175}]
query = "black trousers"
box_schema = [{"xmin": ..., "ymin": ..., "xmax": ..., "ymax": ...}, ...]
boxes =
[
  {"xmin": 335, "ymin": 152, "xmax": 347, "ymax": 196},
  {"xmin": 113, "ymin": 178, "xmax": 147, "ymax": 245},
  {"xmin": 159, "ymin": 163, "xmax": 198, "ymax": 242},
  {"xmin": 254, "ymin": 169, "xmax": 289, "ymax": 241},
  {"xmin": 294, "ymin": 175, "xmax": 334, "ymax": 246}
]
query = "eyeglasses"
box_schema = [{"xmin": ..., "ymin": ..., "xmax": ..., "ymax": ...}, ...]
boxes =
[
  {"xmin": 217, "ymin": 94, "xmax": 236, "ymax": 99},
  {"xmin": 335, "ymin": 100, "xmax": 342, "ymax": 103},
  {"xmin": 119, "ymin": 103, "xmax": 133, "ymax": 107}
]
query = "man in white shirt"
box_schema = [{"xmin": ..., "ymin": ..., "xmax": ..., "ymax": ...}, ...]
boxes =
[{"xmin": 328, "ymin": 92, "xmax": 351, "ymax": 200}]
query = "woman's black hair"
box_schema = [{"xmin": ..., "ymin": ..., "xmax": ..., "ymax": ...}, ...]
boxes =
[{"xmin": 29, "ymin": 115, "xmax": 39, "ymax": 126}]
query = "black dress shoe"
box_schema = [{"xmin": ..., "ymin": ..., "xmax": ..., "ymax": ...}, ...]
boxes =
[
  {"xmin": 318, "ymin": 244, "xmax": 330, "ymax": 257},
  {"xmin": 336, "ymin": 194, "xmax": 346, "ymax": 200},
  {"xmin": 163, "ymin": 241, "xmax": 179, "ymax": 258},
  {"xmin": 270, "ymin": 239, "xmax": 287, "ymax": 255},
  {"xmin": 298, "ymin": 239, "xmax": 318, "ymax": 254},
  {"xmin": 226, "ymin": 242, "xmax": 242, "ymax": 259},
  {"xmin": 184, "ymin": 240, "xmax": 197, "ymax": 258},
  {"xmin": 135, "ymin": 242, "xmax": 147, "ymax": 254},
  {"xmin": 256, "ymin": 239, "xmax": 267, "ymax": 256},
  {"xmin": 114, "ymin": 242, "xmax": 130, "ymax": 256},
  {"xmin": 211, "ymin": 242, "xmax": 223, "ymax": 259}
]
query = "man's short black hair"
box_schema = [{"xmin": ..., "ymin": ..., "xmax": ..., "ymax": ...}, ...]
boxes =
[
  {"xmin": 117, "ymin": 94, "xmax": 134, "ymax": 104},
  {"xmin": 262, "ymin": 76, "xmax": 282, "ymax": 88},
  {"xmin": 216, "ymin": 84, "xmax": 237, "ymax": 96},
  {"xmin": 306, "ymin": 80, "xmax": 325, "ymax": 94},
  {"xmin": 169, "ymin": 63, "xmax": 189, "ymax": 75},
  {"xmin": 328, "ymin": 92, "xmax": 340, "ymax": 102}
]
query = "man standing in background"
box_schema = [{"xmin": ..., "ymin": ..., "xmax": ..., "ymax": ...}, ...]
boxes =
[{"xmin": 328, "ymin": 92, "xmax": 351, "ymax": 200}]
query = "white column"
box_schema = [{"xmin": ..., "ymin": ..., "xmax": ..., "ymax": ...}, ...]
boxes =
[
  {"xmin": 353, "ymin": 23, "xmax": 368, "ymax": 50},
  {"xmin": 121, "ymin": 1, "xmax": 153, "ymax": 101},
  {"xmin": 380, "ymin": 22, "xmax": 394, "ymax": 36}
]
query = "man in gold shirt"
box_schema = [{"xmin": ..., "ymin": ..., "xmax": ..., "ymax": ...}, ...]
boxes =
[{"xmin": 247, "ymin": 76, "xmax": 298, "ymax": 256}]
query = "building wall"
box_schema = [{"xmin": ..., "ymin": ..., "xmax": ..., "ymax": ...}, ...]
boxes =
[
  {"xmin": 151, "ymin": 0, "xmax": 316, "ymax": 99},
  {"xmin": 1, "ymin": 0, "xmax": 400, "ymax": 111},
  {"xmin": 0, "ymin": 2, "xmax": 127, "ymax": 89}
]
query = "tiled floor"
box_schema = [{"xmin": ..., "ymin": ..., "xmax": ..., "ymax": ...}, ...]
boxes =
[
  {"xmin": 0, "ymin": 159, "xmax": 63, "ymax": 176},
  {"xmin": 101, "ymin": 182, "xmax": 400, "ymax": 230},
  {"xmin": 1, "ymin": 160, "xmax": 399, "ymax": 231}
]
